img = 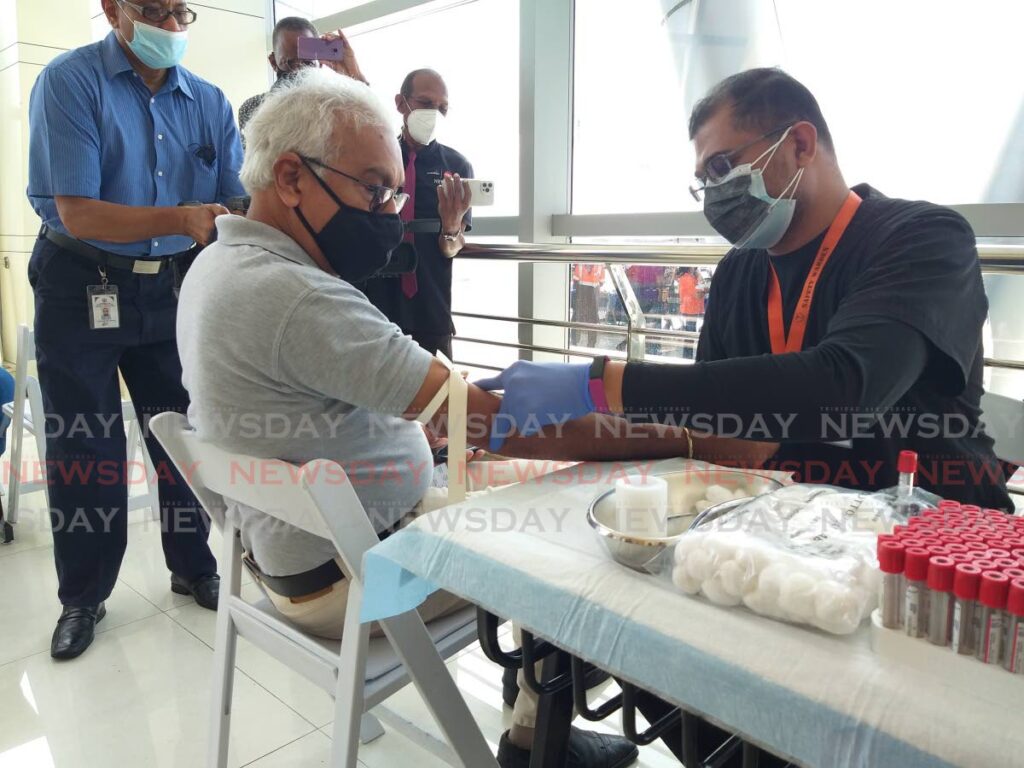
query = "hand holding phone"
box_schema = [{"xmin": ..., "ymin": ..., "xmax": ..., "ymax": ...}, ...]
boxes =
[
  {"xmin": 297, "ymin": 36, "xmax": 344, "ymax": 62},
  {"xmin": 464, "ymin": 179, "xmax": 495, "ymax": 206}
]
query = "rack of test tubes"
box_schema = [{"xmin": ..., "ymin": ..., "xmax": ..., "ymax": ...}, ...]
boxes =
[{"xmin": 875, "ymin": 500, "xmax": 1024, "ymax": 675}]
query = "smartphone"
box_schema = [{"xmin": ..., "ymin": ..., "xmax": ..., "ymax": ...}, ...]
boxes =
[
  {"xmin": 464, "ymin": 179, "xmax": 494, "ymax": 206},
  {"xmin": 297, "ymin": 36, "xmax": 344, "ymax": 62}
]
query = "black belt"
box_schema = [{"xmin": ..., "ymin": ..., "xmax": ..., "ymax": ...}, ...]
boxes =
[
  {"xmin": 243, "ymin": 517, "xmax": 405, "ymax": 599},
  {"xmin": 243, "ymin": 555, "xmax": 345, "ymax": 599},
  {"xmin": 40, "ymin": 224, "xmax": 192, "ymax": 275}
]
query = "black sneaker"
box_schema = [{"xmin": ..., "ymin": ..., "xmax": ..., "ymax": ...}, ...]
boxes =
[{"xmin": 497, "ymin": 727, "xmax": 638, "ymax": 768}]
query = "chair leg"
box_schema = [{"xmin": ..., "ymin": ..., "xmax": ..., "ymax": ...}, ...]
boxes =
[
  {"xmin": 330, "ymin": 578, "xmax": 371, "ymax": 768},
  {"xmin": 135, "ymin": 422, "xmax": 161, "ymax": 522},
  {"xmin": 27, "ymin": 377, "xmax": 49, "ymax": 521},
  {"xmin": 6, "ymin": 389, "xmax": 26, "ymax": 529},
  {"xmin": 379, "ymin": 610, "xmax": 497, "ymax": 768},
  {"xmin": 5, "ymin": 424, "xmax": 22, "ymax": 530},
  {"xmin": 359, "ymin": 712, "xmax": 386, "ymax": 744},
  {"xmin": 208, "ymin": 527, "xmax": 242, "ymax": 768}
]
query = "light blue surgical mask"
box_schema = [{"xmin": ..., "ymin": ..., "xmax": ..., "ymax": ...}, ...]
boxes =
[
  {"xmin": 703, "ymin": 128, "xmax": 804, "ymax": 250},
  {"xmin": 120, "ymin": 14, "xmax": 189, "ymax": 70}
]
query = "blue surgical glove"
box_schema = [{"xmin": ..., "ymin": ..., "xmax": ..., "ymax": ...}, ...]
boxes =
[{"xmin": 474, "ymin": 361, "xmax": 595, "ymax": 452}]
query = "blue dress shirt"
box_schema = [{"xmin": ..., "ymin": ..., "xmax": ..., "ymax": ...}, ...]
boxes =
[{"xmin": 27, "ymin": 32, "xmax": 245, "ymax": 258}]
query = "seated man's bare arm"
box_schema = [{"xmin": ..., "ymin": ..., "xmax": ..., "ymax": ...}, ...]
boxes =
[{"xmin": 404, "ymin": 361, "xmax": 777, "ymax": 469}]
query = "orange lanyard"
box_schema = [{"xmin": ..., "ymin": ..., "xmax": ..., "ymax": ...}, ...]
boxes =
[{"xmin": 767, "ymin": 190, "xmax": 862, "ymax": 354}]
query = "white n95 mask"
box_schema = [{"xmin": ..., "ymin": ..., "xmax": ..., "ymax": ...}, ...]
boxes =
[{"xmin": 405, "ymin": 104, "xmax": 441, "ymax": 145}]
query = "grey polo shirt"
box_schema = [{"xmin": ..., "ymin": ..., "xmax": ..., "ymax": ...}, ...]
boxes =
[{"xmin": 177, "ymin": 215, "xmax": 434, "ymax": 576}]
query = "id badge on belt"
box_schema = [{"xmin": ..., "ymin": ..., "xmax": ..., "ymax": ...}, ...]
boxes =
[{"xmin": 87, "ymin": 267, "xmax": 120, "ymax": 329}]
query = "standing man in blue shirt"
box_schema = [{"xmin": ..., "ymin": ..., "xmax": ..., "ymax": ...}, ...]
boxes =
[{"xmin": 26, "ymin": 0, "xmax": 244, "ymax": 660}]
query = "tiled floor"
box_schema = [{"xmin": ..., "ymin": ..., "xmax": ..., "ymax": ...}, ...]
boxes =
[{"xmin": 0, "ymin": 486, "xmax": 681, "ymax": 768}]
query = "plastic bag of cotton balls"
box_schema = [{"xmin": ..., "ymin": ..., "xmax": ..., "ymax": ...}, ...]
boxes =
[{"xmin": 671, "ymin": 485, "xmax": 886, "ymax": 635}]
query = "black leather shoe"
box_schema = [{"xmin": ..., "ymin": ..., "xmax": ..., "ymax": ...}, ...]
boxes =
[
  {"xmin": 51, "ymin": 603, "xmax": 106, "ymax": 660},
  {"xmin": 497, "ymin": 726, "xmax": 638, "ymax": 768},
  {"xmin": 171, "ymin": 573, "xmax": 220, "ymax": 610},
  {"xmin": 502, "ymin": 664, "xmax": 612, "ymax": 709}
]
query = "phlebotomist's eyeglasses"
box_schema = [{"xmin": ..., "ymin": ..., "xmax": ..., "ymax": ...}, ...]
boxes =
[
  {"xmin": 689, "ymin": 124, "xmax": 792, "ymax": 202},
  {"xmin": 301, "ymin": 156, "xmax": 409, "ymax": 214},
  {"xmin": 117, "ymin": 1, "xmax": 198, "ymax": 26}
]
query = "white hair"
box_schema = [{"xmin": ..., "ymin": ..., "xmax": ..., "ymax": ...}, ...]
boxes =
[{"xmin": 240, "ymin": 67, "xmax": 394, "ymax": 193}]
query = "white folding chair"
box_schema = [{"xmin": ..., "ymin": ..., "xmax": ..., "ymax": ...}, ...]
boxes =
[
  {"xmin": 149, "ymin": 411, "xmax": 496, "ymax": 768},
  {"xmin": 1, "ymin": 324, "xmax": 160, "ymax": 535}
]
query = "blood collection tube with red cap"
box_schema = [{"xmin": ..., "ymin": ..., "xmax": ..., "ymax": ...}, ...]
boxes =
[
  {"xmin": 904, "ymin": 547, "xmax": 931, "ymax": 638},
  {"xmin": 1006, "ymin": 579, "xmax": 1024, "ymax": 675},
  {"xmin": 952, "ymin": 564, "xmax": 982, "ymax": 655},
  {"xmin": 927, "ymin": 556, "xmax": 956, "ymax": 646},
  {"xmin": 895, "ymin": 450, "xmax": 919, "ymax": 518},
  {"xmin": 878, "ymin": 541, "xmax": 905, "ymax": 629},
  {"xmin": 977, "ymin": 571, "xmax": 1010, "ymax": 665}
]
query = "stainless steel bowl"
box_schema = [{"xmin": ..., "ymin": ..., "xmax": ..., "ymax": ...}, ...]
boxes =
[{"xmin": 587, "ymin": 469, "xmax": 783, "ymax": 573}]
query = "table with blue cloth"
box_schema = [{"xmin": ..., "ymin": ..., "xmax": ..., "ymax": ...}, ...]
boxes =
[{"xmin": 361, "ymin": 457, "xmax": 1023, "ymax": 768}]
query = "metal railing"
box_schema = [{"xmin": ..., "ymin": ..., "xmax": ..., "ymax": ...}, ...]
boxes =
[{"xmin": 451, "ymin": 242, "xmax": 1024, "ymax": 374}]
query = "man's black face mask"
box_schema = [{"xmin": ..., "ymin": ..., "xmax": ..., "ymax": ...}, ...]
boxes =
[{"xmin": 293, "ymin": 158, "xmax": 405, "ymax": 284}]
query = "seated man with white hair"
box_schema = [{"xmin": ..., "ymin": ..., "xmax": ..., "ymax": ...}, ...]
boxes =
[{"xmin": 177, "ymin": 67, "xmax": 773, "ymax": 768}]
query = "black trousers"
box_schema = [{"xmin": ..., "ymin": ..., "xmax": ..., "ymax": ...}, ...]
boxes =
[
  {"xmin": 409, "ymin": 331, "xmax": 453, "ymax": 360},
  {"xmin": 29, "ymin": 237, "xmax": 216, "ymax": 607}
]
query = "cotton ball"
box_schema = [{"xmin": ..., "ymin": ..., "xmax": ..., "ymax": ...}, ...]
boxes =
[
  {"xmin": 778, "ymin": 571, "xmax": 818, "ymax": 621},
  {"xmin": 672, "ymin": 565, "xmax": 702, "ymax": 595},
  {"xmin": 735, "ymin": 545, "xmax": 772, "ymax": 577},
  {"xmin": 731, "ymin": 488, "xmax": 752, "ymax": 501},
  {"xmin": 742, "ymin": 564, "xmax": 788, "ymax": 619},
  {"xmin": 704, "ymin": 484, "xmax": 733, "ymax": 505},
  {"xmin": 700, "ymin": 574, "xmax": 743, "ymax": 606},
  {"xmin": 685, "ymin": 547, "xmax": 715, "ymax": 582},
  {"xmin": 673, "ymin": 534, "xmax": 703, "ymax": 564},
  {"xmin": 812, "ymin": 581, "xmax": 864, "ymax": 635},
  {"xmin": 716, "ymin": 559, "xmax": 754, "ymax": 598},
  {"xmin": 703, "ymin": 536, "xmax": 739, "ymax": 565},
  {"xmin": 695, "ymin": 499, "xmax": 712, "ymax": 513}
]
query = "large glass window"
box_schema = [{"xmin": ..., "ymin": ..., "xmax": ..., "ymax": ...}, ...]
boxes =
[
  {"xmin": 573, "ymin": 0, "xmax": 1024, "ymax": 215},
  {"xmin": 275, "ymin": 0, "xmax": 519, "ymax": 217}
]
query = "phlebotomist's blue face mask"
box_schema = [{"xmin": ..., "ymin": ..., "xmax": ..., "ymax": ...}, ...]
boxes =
[
  {"xmin": 117, "ymin": 3, "xmax": 189, "ymax": 70},
  {"xmin": 702, "ymin": 127, "xmax": 804, "ymax": 250}
]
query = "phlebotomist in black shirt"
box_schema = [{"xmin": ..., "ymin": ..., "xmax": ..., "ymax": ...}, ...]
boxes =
[
  {"xmin": 478, "ymin": 67, "xmax": 1012, "ymax": 513},
  {"xmin": 360, "ymin": 68, "xmax": 473, "ymax": 359}
]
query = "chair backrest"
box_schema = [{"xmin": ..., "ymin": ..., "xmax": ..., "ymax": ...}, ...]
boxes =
[
  {"xmin": 980, "ymin": 391, "xmax": 1024, "ymax": 467},
  {"xmin": 17, "ymin": 325, "xmax": 35, "ymax": 361},
  {"xmin": 13, "ymin": 325, "xmax": 35, "ymax": 397},
  {"xmin": 149, "ymin": 412, "xmax": 382, "ymax": 577}
]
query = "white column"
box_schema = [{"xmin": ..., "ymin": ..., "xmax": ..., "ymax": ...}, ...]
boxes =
[{"xmin": 517, "ymin": 0, "xmax": 573, "ymax": 361}]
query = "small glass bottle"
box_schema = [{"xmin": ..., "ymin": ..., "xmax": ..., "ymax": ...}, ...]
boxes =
[
  {"xmin": 951, "ymin": 564, "xmax": 982, "ymax": 656},
  {"xmin": 903, "ymin": 547, "xmax": 931, "ymax": 639},
  {"xmin": 1005, "ymin": 578, "xmax": 1024, "ymax": 674},
  {"xmin": 895, "ymin": 450, "xmax": 918, "ymax": 519},
  {"xmin": 878, "ymin": 541, "xmax": 905, "ymax": 629},
  {"xmin": 926, "ymin": 556, "xmax": 955, "ymax": 646},
  {"xmin": 977, "ymin": 571, "xmax": 1010, "ymax": 665}
]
